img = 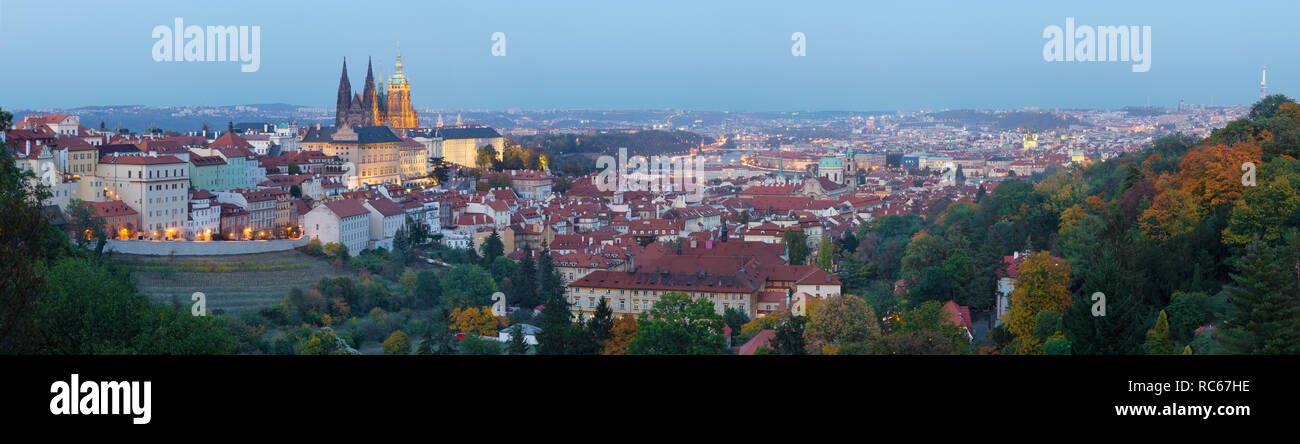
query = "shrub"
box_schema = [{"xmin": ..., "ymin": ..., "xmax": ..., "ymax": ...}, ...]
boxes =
[
  {"xmin": 303, "ymin": 239, "xmax": 326, "ymax": 257},
  {"xmin": 383, "ymin": 330, "xmax": 411, "ymax": 355},
  {"xmin": 457, "ymin": 335, "xmax": 503, "ymax": 355}
]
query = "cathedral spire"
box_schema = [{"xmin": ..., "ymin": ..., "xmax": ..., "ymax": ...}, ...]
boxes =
[
  {"xmin": 361, "ymin": 57, "xmax": 380, "ymax": 126},
  {"xmin": 390, "ymin": 41, "xmax": 407, "ymax": 86},
  {"xmin": 335, "ymin": 58, "xmax": 352, "ymax": 127},
  {"xmin": 383, "ymin": 42, "xmax": 417, "ymax": 130}
]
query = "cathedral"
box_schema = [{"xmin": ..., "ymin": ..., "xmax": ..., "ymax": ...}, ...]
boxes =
[{"xmin": 334, "ymin": 45, "xmax": 419, "ymax": 130}]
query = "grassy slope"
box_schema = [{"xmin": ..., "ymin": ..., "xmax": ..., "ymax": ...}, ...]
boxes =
[{"xmin": 111, "ymin": 250, "xmax": 356, "ymax": 313}]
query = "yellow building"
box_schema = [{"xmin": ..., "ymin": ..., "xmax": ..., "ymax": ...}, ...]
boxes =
[
  {"xmin": 302, "ymin": 125, "xmax": 403, "ymax": 188},
  {"xmin": 565, "ymin": 256, "xmax": 841, "ymax": 321},
  {"xmin": 398, "ymin": 137, "xmax": 428, "ymax": 185},
  {"xmin": 420, "ymin": 127, "xmax": 504, "ymax": 168}
]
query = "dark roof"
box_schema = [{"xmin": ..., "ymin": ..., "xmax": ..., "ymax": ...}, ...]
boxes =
[
  {"xmin": 191, "ymin": 155, "xmax": 227, "ymax": 166},
  {"xmin": 233, "ymin": 122, "xmax": 273, "ymax": 133},
  {"xmin": 98, "ymin": 144, "xmax": 142, "ymax": 155},
  {"xmin": 428, "ymin": 127, "xmax": 501, "ymax": 140},
  {"xmin": 100, "ymin": 154, "xmax": 185, "ymax": 165},
  {"xmin": 302, "ymin": 125, "xmax": 402, "ymax": 144}
]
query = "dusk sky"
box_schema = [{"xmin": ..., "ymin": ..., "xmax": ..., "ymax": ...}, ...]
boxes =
[{"xmin": 0, "ymin": 0, "xmax": 1292, "ymax": 111}]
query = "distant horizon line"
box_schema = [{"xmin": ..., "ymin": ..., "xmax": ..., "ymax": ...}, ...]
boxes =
[{"xmin": 7, "ymin": 102, "xmax": 1253, "ymax": 114}]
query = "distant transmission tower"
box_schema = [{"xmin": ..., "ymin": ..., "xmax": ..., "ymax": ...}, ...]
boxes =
[{"xmin": 1261, "ymin": 64, "xmax": 1268, "ymax": 100}]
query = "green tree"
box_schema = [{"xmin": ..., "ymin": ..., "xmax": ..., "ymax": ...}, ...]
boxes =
[
  {"xmin": 0, "ymin": 131, "xmax": 50, "ymax": 353},
  {"xmin": 1249, "ymin": 94, "xmax": 1294, "ymax": 120},
  {"xmin": 782, "ymin": 229, "xmax": 809, "ymax": 265},
  {"xmin": 1043, "ymin": 332, "xmax": 1072, "ymax": 355},
  {"xmin": 1063, "ymin": 253, "xmax": 1145, "ymax": 355},
  {"xmin": 900, "ymin": 231, "xmax": 950, "ymax": 285},
  {"xmin": 457, "ymin": 334, "xmax": 503, "ymax": 355},
  {"xmin": 430, "ymin": 311, "xmax": 456, "ymax": 355},
  {"xmin": 537, "ymin": 249, "xmax": 566, "ymax": 307},
  {"xmin": 413, "ymin": 269, "xmax": 442, "ymax": 308},
  {"xmin": 816, "ymin": 236, "xmax": 835, "ymax": 272},
  {"xmin": 489, "ymin": 255, "xmax": 517, "ymax": 281},
  {"xmin": 536, "ymin": 253, "xmax": 574, "ymax": 355},
  {"xmin": 1218, "ymin": 241, "xmax": 1300, "ymax": 354},
  {"xmin": 723, "ymin": 307, "xmax": 749, "ymax": 343},
  {"xmin": 1143, "ymin": 310, "xmax": 1175, "ymax": 355},
  {"xmin": 512, "ymin": 245, "xmax": 539, "ymax": 308},
  {"xmin": 586, "ymin": 297, "xmax": 614, "ymax": 344},
  {"xmin": 805, "ymin": 294, "xmax": 881, "ymax": 354},
  {"xmin": 440, "ymin": 264, "xmax": 498, "ymax": 310},
  {"xmin": 910, "ymin": 266, "xmax": 957, "ymax": 306},
  {"xmin": 1164, "ymin": 291, "xmax": 1210, "ymax": 342},
  {"xmin": 416, "ymin": 324, "xmax": 435, "ymax": 355},
  {"xmin": 769, "ymin": 314, "xmax": 807, "ymax": 355},
  {"xmin": 1222, "ymin": 171, "xmax": 1300, "ymax": 246},
  {"xmin": 476, "ymin": 144, "xmax": 500, "ymax": 170},
  {"xmin": 628, "ymin": 292, "xmax": 726, "ymax": 355},
  {"xmin": 506, "ymin": 325, "xmax": 529, "ymax": 355},
  {"xmin": 894, "ymin": 300, "xmax": 970, "ymax": 354},
  {"xmin": 35, "ymin": 256, "xmax": 233, "ymax": 354},
  {"xmin": 481, "ymin": 230, "xmax": 505, "ymax": 262}
]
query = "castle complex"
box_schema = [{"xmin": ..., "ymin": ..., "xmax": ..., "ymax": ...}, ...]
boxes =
[{"xmin": 334, "ymin": 45, "xmax": 419, "ymax": 130}]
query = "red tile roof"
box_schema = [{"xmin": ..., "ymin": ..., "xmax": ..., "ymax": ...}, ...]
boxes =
[
  {"xmin": 366, "ymin": 198, "xmax": 406, "ymax": 217},
  {"xmin": 737, "ymin": 329, "xmax": 777, "ymax": 355},
  {"xmin": 210, "ymin": 132, "xmax": 255, "ymax": 150},
  {"xmin": 88, "ymin": 200, "xmax": 137, "ymax": 217},
  {"xmin": 322, "ymin": 199, "xmax": 370, "ymax": 218},
  {"xmin": 942, "ymin": 300, "xmax": 974, "ymax": 336}
]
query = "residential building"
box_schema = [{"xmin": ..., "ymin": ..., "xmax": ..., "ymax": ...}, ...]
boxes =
[
  {"xmin": 97, "ymin": 153, "xmax": 190, "ymax": 239},
  {"xmin": 304, "ymin": 199, "xmax": 371, "ymax": 255}
]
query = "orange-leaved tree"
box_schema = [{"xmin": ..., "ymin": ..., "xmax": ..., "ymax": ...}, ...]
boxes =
[{"xmin": 449, "ymin": 306, "xmax": 508, "ymax": 337}]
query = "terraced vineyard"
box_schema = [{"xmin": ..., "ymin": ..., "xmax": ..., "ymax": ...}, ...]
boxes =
[{"xmin": 113, "ymin": 250, "xmax": 355, "ymax": 313}]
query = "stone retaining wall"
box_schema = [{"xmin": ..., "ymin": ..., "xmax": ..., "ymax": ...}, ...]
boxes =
[{"xmin": 102, "ymin": 237, "xmax": 309, "ymax": 256}]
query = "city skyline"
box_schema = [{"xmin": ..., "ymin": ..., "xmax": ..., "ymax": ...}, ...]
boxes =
[{"xmin": 0, "ymin": 0, "xmax": 1293, "ymax": 111}]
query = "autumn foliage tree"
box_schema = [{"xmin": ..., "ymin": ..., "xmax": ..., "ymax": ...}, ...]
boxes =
[
  {"xmin": 449, "ymin": 306, "xmax": 508, "ymax": 337},
  {"xmin": 383, "ymin": 330, "xmax": 411, "ymax": 355},
  {"xmin": 1141, "ymin": 141, "xmax": 1261, "ymax": 240},
  {"xmin": 804, "ymin": 294, "xmax": 881, "ymax": 354},
  {"xmin": 601, "ymin": 315, "xmax": 639, "ymax": 355},
  {"xmin": 1006, "ymin": 252, "xmax": 1072, "ymax": 354}
]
